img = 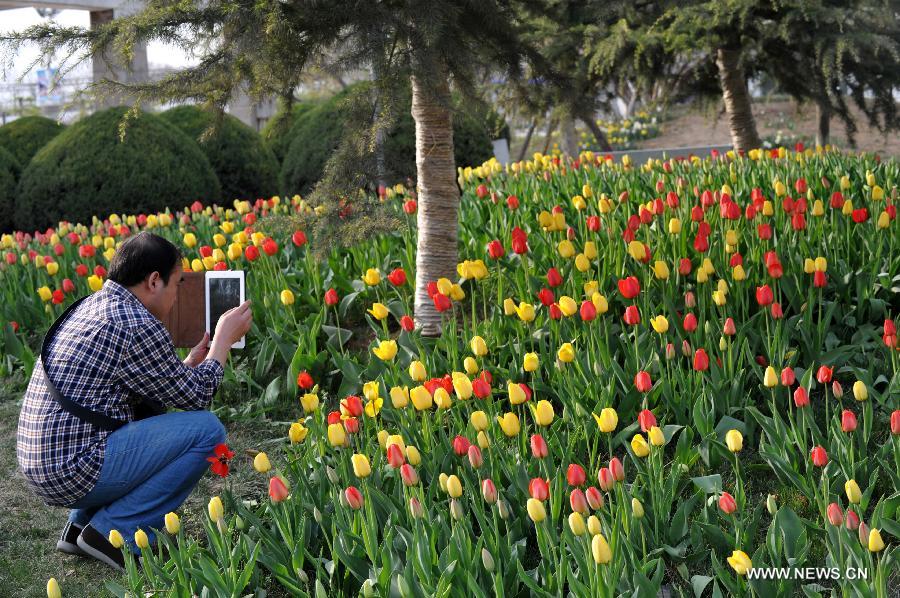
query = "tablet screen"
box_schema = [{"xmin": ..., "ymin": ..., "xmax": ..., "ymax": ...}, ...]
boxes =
[{"xmin": 208, "ymin": 277, "xmax": 241, "ymax": 342}]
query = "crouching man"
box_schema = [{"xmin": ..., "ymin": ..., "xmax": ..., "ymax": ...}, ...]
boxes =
[{"xmin": 16, "ymin": 232, "xmax": 252, "ymax": 571}]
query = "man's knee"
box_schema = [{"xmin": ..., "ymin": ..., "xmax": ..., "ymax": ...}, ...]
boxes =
[{"xmin": 184, "ymin": 410, "xmax": 226, "ymax": 447}]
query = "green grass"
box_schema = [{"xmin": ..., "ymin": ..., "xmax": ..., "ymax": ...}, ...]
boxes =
[{"xmin": 0, "ymin": 375, "xmax": 289, "ymax": 597}]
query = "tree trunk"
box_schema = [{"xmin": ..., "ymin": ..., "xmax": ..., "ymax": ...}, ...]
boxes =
[
  {"xmin": 517, "ymin": 118, "xmax": 537, "ymax": 162},
  {"xmin": 541, "ymin": 118, "xmax": 558, "ymax": 154},
  {"xmin": 816, "ymin": 102, "xmax": 830, "ymax": 146},
  {"xmin": 561, "ymin": 115, "xmax": 579, "ymax": 157},
  {"xmin": 580, "ymin": 110, "xmax": 613, "ymax": 152},
  {"xmin": 715, "ymin": 47, "xmax": 761, "ymax": 152},
  {"xmin": 411, "ymin": 74, "xmax": 459, "ymax": 336}
]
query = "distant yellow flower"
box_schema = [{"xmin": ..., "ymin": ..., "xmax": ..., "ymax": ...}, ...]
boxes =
[
  {"xmin": 389, "ymin": 386, "xmax": 409, "ymax": 408},
  {"xmin": 446, "ymin": 474, "xmax": 463, "ymax": 498},
  {"xmin": 845, "ymin": 479, "xmax": 862, "ymax": 504},
  {"xmin": 852, "ymin": 381, "xmax": 868, "ymax": 401},
  {"xmin": 253, "ymin": 452, "xmax": 271, "ymax": 473},
  {"xmin": 289, "ymin": 422, "xmax": 308, "ymax": 443},
  {"xmin": 648, "ymin": 426, "xmax": 665, "ymax": 446},
  {"xmin": 868, "ymin": 528, "xmax": 885, "ymax": 552},
  {"xmin": 183, "ymin": 233, "xmax": 197, "ymax": 248},
  {"xmin": 37, "ymin": 286, "xmax": 52, "ymax": 302},
  {"xmin": 327, "ymin": 423, "xmax": 347, "ymax": 446},
  {"xmin": 372, "ymin": 339, "xmax": 398, "ymax": 361},
  {"xmin": 515, "ymin": 302, "xmax": 536, "ymax": 322},
  {"xmin": 364, "ymin": 397, "xmax": 384, "ymax": 417},
  {"xmin": 508, "ymin": 382, "xmax": 528, "ymax": 405},
  {"xmin": 363, "ymin": 268, "xmax": 381, "ymax": 285},
  {"xmin": 300, "ymin": 393, "xmax": 319, "ymax": 412},
  {"xmin": 471, "ymin": 410, "xmax": 489, "ymax": 431},
  {"xmin": 650, "ymin": 315, "xmax": 669, "ymax": 334},
  {"xmin": 763, "ymin": 366, "xmax": 778, "ymax": 388},
  {"xmin": 558, "ymin": 296, "xmax": 578, "ymax": 317},
  {"xmin": 557, "ymin": 342, "xmax": 575, "ymax": 363},
  {"xmin": 409, "ymin": 360, "xmax": 427, "ymax": 381},
  {"xmin": 470, "ymin": 335, "xmax": 488, "ymax": 356},
  {"xmin": 47, "ymin": 578, "xmax": 61, "ymax": 598},
  {"xmin": 280, "ymin": 289, "xmax": 295, "ymax": 306},
  {"xmin": 523, "ymin": 352, "xmax": 539, "ymax": 372},
  {"xmin": 653, "ymin": 261, "xmax": 669, "ymax": 279},
  {"xmin": 46, "ymin": 262, "xmax": 59, "ymax": 276}
]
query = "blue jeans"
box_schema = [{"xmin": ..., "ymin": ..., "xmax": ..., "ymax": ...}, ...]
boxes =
[{"xmin": 66, "ymin": 410, "xmax": 226, "ymax": 554}]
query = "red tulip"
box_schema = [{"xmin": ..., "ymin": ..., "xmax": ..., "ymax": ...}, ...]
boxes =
[
  {"xmin": 665, "ymin": 343, "xmax": 676, "ymax": 360},
  {"xmin": 851, "ymin": 208, "xmax": 869, "ymax": 223},
  {"xmin": 487, "ymin": 240, "xmax": 505, "ymax": 260},
  {"xmin": 586, "ymin": 215, "xmax": 601, "ymax": 231},
  {"xmin": 387, "ymin": 268, "xmax": 407, "ymax": 286},
  {"xmin": 345, "ymin": 486, "xmax": 364, "ymax": 509},
  {"xmin": 585, "ymin": 486, "xmax": 604, "ymax": 510},
  {"xmin": 530, "ymin": 434, "xmax": 548, "ymax": 459},
  {"xmin": 244, "ymin": 245, "xmax": 260, "ymax": 261},
  {"xmin": 683, "ymin": 313, "xmax": 698, "ymax": 332},
  {"xmin": 770, "ymin": 303, "xmax": 784, "ymax": 319},
  {"xmin": 570, "ymin": 488, "xmax": 588, "ymax": 513},
  {"xmin": 810, "ymin": 445, "xmax": 828, "ymax": 467},
  {"xmin": 757, "ymin": 223, "xmax": 772, "ymax": 240},
  {"xmin": 718, "ymin": 492, "xmax": 737, "ymax": 514},
  {"xmin": 482, "ymin": 479, "xmax": 497, "ymax": 503},
  {"xmin": 506, "ymin": 195, "xmax": 519, "ymax": 210},
  {"xmin": 433, "ymin": 293, "xmax": 452, "ymax": 312},
  {"xmin": 598, "ymin": 467, "xmax": 615, "ymax": 492},
  {"xmin": 839, "ymin": 409, "xmax": 857, "ymax": 433},
  {"xmin": 693, "ymin": 349, "xmax": 710, "ymax": 372},
  {"xmin": 723, "ymin": 317, "xmax": 736, "ymax": 336},
  {"xmin": 678, "ymin": 258, "xmax": 692, "ymax": 275},
  {"xmin": 206, "ymin": 443, "xmax": 235, "ymax": 478},
  {"xmin": 623, "ymin": 305, "xmax": 640, "ymax": 326},
  {"xmin": 475, "ymin": 184, "xmax": 488, "ymax": 199},
  {"xmin": 816, "ymin": 365, "xmax": 833, "ymax": 384},
  {"xmin": 537, "ymin": 288, "xmax": 555, "ymax": 306},
  {"xmin": 262, "ymin": 238, "xmax": 278, "ymax": 256},
  {"xmin": 609, "ymin": 457, "xmax": 625, "ymax": 481},
  {"xmin": 529, "ymin": 478, "xmax": 550, "ymax": 501},
  {"xmin": 292, "ymin": 230, "xmax": 307, "ymax": 247},
  {"xmin": 756, "ymin": 285, "xmax": 774, "ymax": 307},
  {"xmin": 580, "ymin": 300, "xmax": 597, "ymax": 322},
  {"xmin": 567, "ymin": 464, "xmax": 586, "ymax": 487},
  {"xmin": 94, "ymin": 265, "xmax": 107, "ymax": 278},
  {"xmin": 547, "ymin": 267, "xmax": 563, "ymax": 288},
  {"xmin": 832, "ymin": 381, "xmax": 843, "ymax": 398},
  {"xmin": 892, "ymin": 410, "xmax": 900, "ymax": 435},
  {"xmin": 400, "ymin": 315, "xmax": 415, "ymax": 332},
  {"xmin": 617, "ymin": 276, "xmax": 641, "ymax": 299},
  {"xmin": 269, "ymin": 476, "xmax": 289, "ymax": 502},
  {"xmin": 813, "ymin": 271, "xmax": 827, "ymax": 288},
  {"xmin": 858, "ymin": 522, "xmax": 870, "ymax": 546},
  {"xmin": 845, "ymin": 509, "xmax": 860, "ymax": 530},
  {"xmin": 62, "ymin": 278, "xmax": 76, "ymax": 294},
  {"xmin": 684, "ymin": 291, "xmax": 696, "ymax": 308},
  {"xmin": 323, "ymin": 288, "xmax": 339, "ymax": 306},
  {"xmin": 637, "ymin": 409, "xmax": 656, "ymax": 432},
  {"xmin": 781, "ymin": 367, "xmax": 795, "ymax": 386},
  {"xmin": 343, "ymin": 417, "xmax": 359, "ymax": 434},
  {"xmin": 472, "ymin": 378, "xmax": 491, "ymax": 399},
  {"xmin": 387, "ymin": 444, "xmax": 405, "ymax": 468},
  {"xmin": 511, "ymin": 226, "xmax": 528, "ymax": 254},
  {"xmin": 467, "ymin": 445, "xmax": 483, "ymax": 469},
  {"xmin": 341, "ymin": 395, "xmax": 363, "ymax": 417},
  {"xmin": 634, "ymin": 371, "xmax": 652, "ymax": 393},
  {"xmin": 827, "ymin": 502, "xmax": 843, "ymax": 526},
  {"xmin": 297, "ymin": 371, "xmax": 314, "ymax": 390},
  {"xmin": 402, "ymin": 199, "xmax": 417, "ymax": 214}
]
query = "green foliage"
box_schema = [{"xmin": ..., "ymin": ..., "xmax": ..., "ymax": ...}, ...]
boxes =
[
  {"xmin": 0, "ymin": 115, "xmax": 65, "ymax": 168},
  {"xmin": 160, "ymin": 105, "xmax": 278, "ymax": 202},
  {"xmin": 260, "ymin": 100, "xmax": 319, "ymax": 164},
  {"xmin": 14, "ymin": 107, "xmax": 220, "ymax": 231},
  {"xmin": 0, "ymin": 146, "xmax": 19, "ymax": 232},
  {"xmin": 280, "ymin": 83, "xmax": 505, "ymax": 194}
]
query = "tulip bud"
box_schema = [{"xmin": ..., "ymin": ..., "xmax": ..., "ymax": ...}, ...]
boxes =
[
  {"xmin": 134, "ymin": 528, "xmax": 150, "ymax": 550},
  {"xmin": 858, "ymin": 522, "xmax": 870, "ymax": 547},
  {"xmin": 165, "ymin": 512, "xmax": 181, "ymax": 534},
  {"xmin": 313, "ymin": 507, "xmax": 322, "ymax": 523},
  {"xmin": 841, "ymin": 409, "xmax": 858, "ymax": 433},
  {"xmin": 827, "ymin": 502, "xmax": 843, "ymax": 526},
  {"xmin": 253, "ymin": 452, "xmax": 271, "ymax": 473},
  {"xmin": 326, "ymin": 465, "xmax": 340, "ymax": 484},
  {"xmin": 845, "ymin": 509, "xmax": 860, "ymax": 530},
  {"xmin": 810, "ymin": 445, "xmax": 828, "ymax": 467},
  {"xmin": 725, "ymin": 429, "xmax": 743, "ymax": 452},
  {"xmin": 868, "ymin": 528, "xmax": 885, "ymax": 552},
  {"xmin": 108, "ymin": 529, "xmax": 124, "ymax": 548},
  {"xmin": 718, "ymin": 492, "xmax": 737, "ymax": 514},
  {"xmin": 585, "ymin": 486, "xmax": 604, "ymax": 510},
  {"xmin": 409, "ymin": 496, "xmax": 424, "ymax": 519},
  {"xmin": 450, "ymin": 498, "xmax": 464, "ymax": 521},
  {"xmin": 631, "ymin": 498, "xmax": 645, "ymax": 518},
  {"xmin": 781, "ymin": 367, "xmax": 795, "ymax": 386},
  {"xmin": 845, "ymin": 479, "xmax": 862, "ymax": 504},
  {"xmin": 598, "ymin": 467, "xmax": 615, "ymax": 491},
  {"xmin": 526, "ymin": 498, "xmax": 546, "ymax": 522},
  {"xmin": 591, "ymin": 534, "xmax": 612, "ymax": 564},
  {"xmin": 570, "ymin": 488, "xmax": 589, "ymax": 513},
  {"xmin": 47, "ymin": 578, "xmax": 61, "ymax": 598},
  {"xmin": 530, "ymin": 433, "xmax": 548, "ymax": 458},
  {"xmin": 482, "ymin": 548, "xmax": 496, "ymax": 572},
  {"xmin": 467, "ymin": 445, "xmax": 483, "ymax": 469},
  {"xmin": 497, "ymin": 499, "xmax": 510, "ymax": 519},
  {"xmin": 852, "ymin": 381, "xmax": 868, "ymax": 401},
  {"xmin": 832, "ymin": 381, "xmax": 843, "ymax": 398},
  {"xmin": 345, "ymin": 486, "xmax": 364, "ymax": 509}
]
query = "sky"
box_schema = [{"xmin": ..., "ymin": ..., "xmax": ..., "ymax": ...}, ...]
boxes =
[{"xmin": 1, "ymin": 7, "xmax": 194, "ymax": 84}]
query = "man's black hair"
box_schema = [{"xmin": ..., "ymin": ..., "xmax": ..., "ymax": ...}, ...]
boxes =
[{"xmin": 108, "ymin": 232, "xmax": 183, "ymax": 287}]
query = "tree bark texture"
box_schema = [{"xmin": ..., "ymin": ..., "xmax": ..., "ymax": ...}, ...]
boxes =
[
  {"xmin": 816, "ymin": 102, "xmax": 830, "ymax": 145},
  {"xmin": 411, "ymin": 74, "xmax": 459, "ymax": 336},
  {"xmin": 716, "ymin": 47, "xmax": 762, "ymax": 152}
]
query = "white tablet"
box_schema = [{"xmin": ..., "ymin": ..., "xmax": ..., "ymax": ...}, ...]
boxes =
[{"xmin": 205, "ymin": 271, "xmax": 246, "ymax": 349}]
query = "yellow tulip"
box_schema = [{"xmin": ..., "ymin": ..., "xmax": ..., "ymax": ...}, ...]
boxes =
[
  {"xmin": 386, "ymin": 435, "xmax": 405, "ymax": 453},
  {"xmin": 351, "ymin": 454, "xmax": 371, "ymax": 478},
  {"xmin": 534, "ymin": 400, "xmax": 554, "ymax": 426},
  {"xmin": 368, "ymin": 302, "xmax": 389, "ymax": 320},
  {"xmin": 165, "ymin": 512, "xmax": 181, "ymax": 534},
  {"xmin": 872, "ymin": 185, "xmax": 884, "ymax": 201},
  {"xmin": 725, "ymin": 429, "xmax": 743, "ymax": 453},
  {"xmin": 327, "ymin": 423, "xmax": 347, "ymax": 446},
  {"xmin": 503, "ymin": 298, "xmax": 516, "ymax": 316},
  {"xmin": 712, "ymin": 291, "xmax": 727, "ymax": 307},
  {"xmin": 47, "ymin": 578, "xmax": 61, "ymax": 598},
  {"xmin": 463, "ymin": 356, "xmax": 479, "ymax": 375},
  {"xmin": 592, "ymin": 534, "xmax": 612, "ymax": 564},
  {"xmin": 410, "ymin": 386, "xmax": 433, "ymax": 411},
  {"xmin": 498, "ymin": 412, "xmax": 520, "ymax": 437},
  {"xmin": 470, "ymin": 335, "xmax": 488, "ymax": 356},
  {"xmin": 289, "ymin": 422, "xmax": 308, "ymax": 443},
  {"xmin": 845, "ymin": 479, "xmax": 862, "ymax": 504},
  {"xmin": 37, "ymin": 286, "xmax": 52, "ymax": 302},
  {"xmin": 569, "ymin": 512, "xmax": 587, "ymax": 535},
  {"xmin": 372, "ymin": 339, "xmax": 398, "ymax": 361},
  {"xmin": 280, "ymin": 290, "xmax": 295, "ymax": 306},
  {"xmin": 409, "ymin": 360, "xmax": 427, "ymax": 381},
  {"xmin": 558, "ymin": 240, "xmax": 576, "ymax": 258},
  {"xmin": 406, "ymin": 445, "xmax": 422, "ymax": 465},
  {"xmin": 732, "ymin": 265, "xmax": 746, "ymax": 281},
  {"xmin": 627, "ymin": 240, "xmax": 646, "ymax": 261},
  {"xmin": 591, "ymin": 292, "xmax": 608, "ymax": 314},
  {"xmin": 558, "ymin": 296, "xmax": 578, "ymax": 317},
  {"xmin": 108, "ymin": 529, "xmax": 125, "ymax": 548},
  {"xmin": 134, "ymin": 528, "xmax": 149, "ymax": 549},
  {"xmin": 653, "ymin": 261, "xmax": 669, "ymax": 280},
  {"xmin": 763, "ymin": 366, "xmax": 778, "ymax": 388},
  {"xmin": 432, "ymin": 387, "xmax": 451, "ymax": 409},
  {"xmin": 632, "ymin": 498, "xmax": 645, "ymax": 518},
  {"xmin": 46, "ymin": 262, "xmax": 59, "ymax": 276},
  {"xmin": 213, "ymin": 233, "xmax": 226, "ymax": 247},
  {"xmin": 868, "ymin": 528, "xmax": 885, "ymax": 552},
  {"xmin": 446, "ymin": 474, "xmax": 463, "ymax": 498},
  {"xmin": 631, "ymin": 434, "xmax": 650, "ymax": 457},
  {"xmin": 852, "ymin": 381, "xmax": 868, "ymax": 401},
  {"xmin": 300, "ymin": 393, "xmax": 319, "ymax": 412},
  {"xmin": 508, "ymin": 382, "xmax": 528, "ymax": 405},
  {"xmin": 668, "ymin": 218, "xmax": 681, "ymax": 234},
  {"xmin": 557, "ymin": 342, "xmax": 575, "ymax": 363},
  {"xmin": 515, "ymin": 302, "xmax": 536, "ymax": 322},
  {"xmin": 584, "ymin": 241, "xmax": 598, "ymax": 260},
  {"xmin": 524, "ymin": 352, "xmax": 539, "ymax": 372},
  {"xmin": 452, "ymin": 375, "xmax": 473, "ymax": 400},
  {"xmin": 363, "ymin": 268, "xmax": 381, "ymax": 285},
  {"xmin": 527, "ymin": 498, "xmax": 547, "ymax": 522},
  {"xmin": 650, "ymin": 315, "xmax": 669, "ymax": 334},
  {"xmin": 477, "ymin": 430, "xmax": 490, "ymax": 448},
  {"xmin": 587, "ymin": 515, "xmax": 602, "ymax": 536},
  {"xmin": 437, "ymin": 278, "xmax": 453, "ymax": 295},
  {"xmin": 471, "ymin": 410, "xmax": 489, "ymax": 431},
  {"xmin": 191, "ymin": 258, "xmax": 204, "ymax": 272},
  {"xmin": 814, "ymin": 257, "xmax": 827, "ymax": 272},
  {"xmin": 183, "ymin": 233, "xmax": 197, "ymax": 248},
  {"xmin": 648, "ymin": 426, "xmax": 665, "ymax": 446},
  {"xmin": 593, "ymin": 408, "xmax": 618, "ymax": 433},
  {"xmin": 390, "ymin": 386, "xmax": 409, "ymax": 408},
  {"xmin": 202, "ymin": 256, "xmax": 216, "ymax": 270},
  {"xmin": 878, "ymin": 211, "xmax": 890, "ymax": 229},
  {"xmin": 727, "ymin": 550, "xmax": 752, "ymax": 575},
  {"xmin": 575, "ymin": 254, "xmax": 591, "ymax": 272},
  {"xmin": 253, "ymin": 452, "xmax": 271, "ymax": 473}
]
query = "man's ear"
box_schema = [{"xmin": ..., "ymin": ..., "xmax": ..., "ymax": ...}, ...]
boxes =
[{"xmin": 147, "ymin": 271, "xmax": 161, "ymax": 291}]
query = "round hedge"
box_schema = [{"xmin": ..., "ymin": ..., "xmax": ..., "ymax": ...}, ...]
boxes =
[
  {"xmin": 280, "ymin": 83, "xmax": 506, "ymax": 194},
  {"xmin": 15, "ymin": 107, "xmax": 220, "ymax": 232},
  {"xmin": 160, "ymin": 105, "xmax": 279, "ymax": 202},
  {"xmin": 0, "ymin": 115, "xmax": 65, "ymax": 168},
  {"xmin": 0, "ymin": 145, "xmax": 20, "ymax": 232},
  {"xmin": 260, "ymin": 101, "xmax": 319, "ymax": 164}
]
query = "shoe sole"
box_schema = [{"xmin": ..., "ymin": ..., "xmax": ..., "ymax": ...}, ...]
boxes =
[
  {"xmin": 56, "ymin": 539, "xmax": 87, "ymax": 556},
  {"xmin": 76, "ymin": 535, "xmax": 125, "ymax": 572}
]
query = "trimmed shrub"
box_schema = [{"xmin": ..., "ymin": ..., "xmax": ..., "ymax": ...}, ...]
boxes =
[
  {"xmin": 0, "ymin": 145, "xmax": 19, "ymax": 232},
  {"xmin": 15, "ymin": 107, "xmax": 220, "ymax": 231},
  {"xmin": 280, "ymin": 83, "xmax": 506, "ymax": 194},
  {"xmin": 260, "ymin": 101, "xmax": 319, "ymax": 164},
  {"xmin": 160, "ymin": 106, "xmax": 279, "ymax": 202},
  {"xmin": 0, "ymin": 115, "xmax": 65, "ymax": 168}
]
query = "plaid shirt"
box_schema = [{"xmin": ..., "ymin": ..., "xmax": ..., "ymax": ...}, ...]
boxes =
[{"xmin": 16, "ymin": 280, "xmax": 224, "ymax": 507}]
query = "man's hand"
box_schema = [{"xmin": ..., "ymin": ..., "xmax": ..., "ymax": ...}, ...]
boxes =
[{"xmin": 184, "ymin": 332, "xmax": 210, "ymax": 368}]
